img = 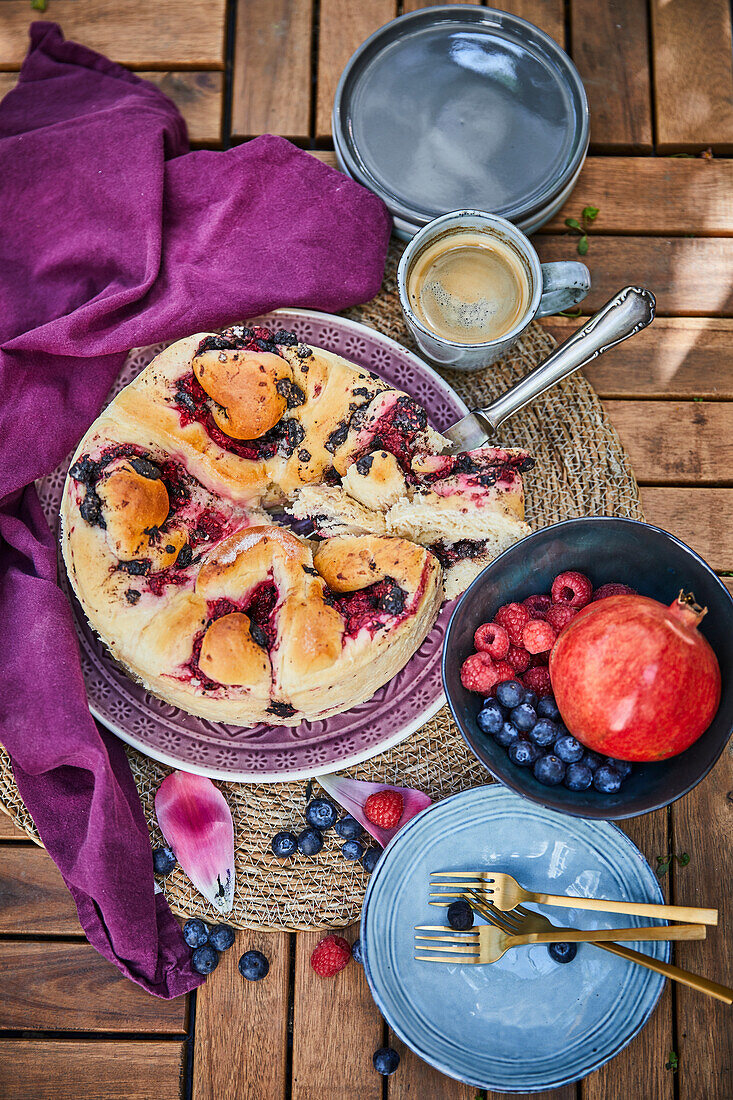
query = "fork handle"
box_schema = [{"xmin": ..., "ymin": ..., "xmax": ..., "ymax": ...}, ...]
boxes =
[
  {"xmin": 595, "ymin": 941, "xmax": 733, "ymax": 1005},
  {"xmin": 519, "ymin": 924, "xmax": 706, "ymax": 946},
  {"xmin": 530, "ymin": 892, "xmax": 718, "ymax": 926}
]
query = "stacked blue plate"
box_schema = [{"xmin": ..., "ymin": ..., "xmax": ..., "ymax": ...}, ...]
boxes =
[{"xmin": 333, "ymin": 6, "xmax": 589, "ymax": 240}]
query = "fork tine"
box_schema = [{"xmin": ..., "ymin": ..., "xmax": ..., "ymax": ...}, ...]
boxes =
[
  {"xmin": 429, "ymin": 886, "xmax": 495, "ymax": 896},
  {"xmin": 431, "ymin": 871, "xmax": 495, "ymax": 880},
  {"xmin": 415, "ymin": 954, "xmax": 479, "ymax": 964},
  {"xmin": 414, "ymin": 924, "xmax": 474, "ymax": 932},
  {"xmin": 414, "ymin": 941, "xmax": 480, "ymax": 956},
  {"xmin": 413, "ymin": 937, "xmax": 477, "ymax": 946}
]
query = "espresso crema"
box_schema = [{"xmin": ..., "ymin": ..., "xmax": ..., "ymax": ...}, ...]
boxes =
[{"xmin": 407, "ymin": 230, "xmax": 531, "ymax": 345}]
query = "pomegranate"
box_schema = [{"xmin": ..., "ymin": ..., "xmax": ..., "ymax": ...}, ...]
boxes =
[{"xmin": 549, "ymin": 592, "xmax": 721, "ymax": 761}]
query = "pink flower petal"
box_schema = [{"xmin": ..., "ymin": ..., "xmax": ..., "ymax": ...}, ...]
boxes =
[
  {"xmin": 155, "ymin": 771, "xmax": 235, "ymax": 914},
  {"xmin": 317, "ymin": 773, "xmax": 432, "ymax": 847}
]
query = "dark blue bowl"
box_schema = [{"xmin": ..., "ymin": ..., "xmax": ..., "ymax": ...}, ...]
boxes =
[{"xmin": 442, "ymin": 518, "xmax": 733, "ymax": 819}]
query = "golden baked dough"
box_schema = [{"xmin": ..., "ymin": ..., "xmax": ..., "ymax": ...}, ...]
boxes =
[{"xmin": 60, "ymin": 326, "xmax": 458, "ymax": 727}]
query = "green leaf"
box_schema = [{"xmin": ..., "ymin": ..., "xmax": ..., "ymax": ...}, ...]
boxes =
[
  {"xmin": 577, "ymin": 235, "xmax": 589, "ymax": 256},
  {"xmin": 656, "ymin": 854, "xmax": 672, "ymax": 877},
  {"xmin": 666, "ymin": 1051, "xmax": 679, "ymax": 1073},
  {"xmin": 582, "ymin": 205, "xmax": 600, "ymax": 223},
  {"xmin": 676, "ymin": 852, "xmax": 690, "ymax": 867},
  {"xmin": 30, "ymin": 0, "xmax": 47, "ymax": 10},
  {"xmin": 559, "ymin": 307, "xmax": 582, "ymax": 318},
  {"xmin": 564, "ymin": 217, "xmax": 583, "ymax": 233}
]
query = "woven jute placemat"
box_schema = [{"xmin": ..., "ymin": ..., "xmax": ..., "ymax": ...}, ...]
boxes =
[{"xmin": 0, "ymin": 242, "xmax": 643, "ymax": 931}]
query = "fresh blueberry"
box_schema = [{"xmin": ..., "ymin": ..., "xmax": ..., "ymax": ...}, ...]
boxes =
[
  {"xmin": 533, "ymin": 754, "xmax": 566, "ymax": 786},
  {"xmin": 511, "ymin": 702, "xmax": 537, "ymax": 732},
  {"xmin": 593, "ymin": 764, "xmax": 622, "ymax": 794},
  {"xmin": 554, "ymin": 734, "xmax": 584, "ymax": 763},
  {"xmin": 238, "ymin": 950, "xmax": 270, "ymax": 981},
  {"xmin": 496, "ymin": 679, "xmax": 525, "ymax": 709},
  {"xmin": 334, "ymin": 815, "xmax": 363, "ymax": 841},
  {"xmin": 508, "ymin": 739, "xmax": 542, "ymax": 767},
  {"xmin": 191, "ymin": 943, "xmax": 219, "ymax": 974},
  {"xmin": 529, "ymin": 718, "xmax": 558, "ymax": 747},
  {"xmin": 477, "ymin": 702, "xmax": 505, "ymax": 735},
  {"xmin": 373, "ymin": 1047, "xmax": 400, "ymax": 1076},
  {"xmin": 582, "ymin": 750, "xmax": 604, "ymax": 773},
  {"xmin": 548, "ymin": 941, "xmax": 578, "ymax": 964},
  {"xmin": 305, "ymin": 798, "xmax": 338, "ymax": 830},
  {"xmin": 494, "ymin": 719, "xmax": 520, "ymax": 748},
  {"xmin": 483, "ymin": 696, "xmax": 507, "ymax": 712},
  {"xmin": 537, "ymin": 695, "xmax": 561, "ymax": 720},
  {"xmin": 523, "ymin": 690, "xmax": 538, "ymax": 710},
  {"xmin": 183, "ymin": 918, "xmax": 210, "ymax": 948},
  {"xmin": 564, "ymin": 761, "xmax": 593, "ymax": 791},
  {"xmin": 341, "ymin": 840, "xmax": 364, "ymax": 860},
  {"xmin": 447, "ymin": 899, "xmax": 474, "ymax": 931},
  {"xmin": 271, "ymin": 831, "xmax": 298, "ymax": 859},
  {"xmin": 352, "ymin": 938, "xmax": 364, "ymax": 965},
  {"xmin": 297, "ymin": 826, "xmax": 324, "ymax": 856},
  {"xmin": 209, "ymin": 923, "xmax": 235, "ymax": 952},
  {"xmin": 152, "ymin": 845, "xmax": 176, "ymax": 876},
  {"xmin": 607, "ymin": 757, "xmax": 633, "ymax": 780},
  {"xmin": 361, "ymin": 846, "xmax": 382, "ymax": 873}
]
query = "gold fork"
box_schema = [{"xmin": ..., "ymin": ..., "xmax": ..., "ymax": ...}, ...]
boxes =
[
  {"xmin": 430, "ymin": 870, "xmax": 718, "ymax": 925},
  {"xmin": 414, "ymin": 916, "xmax": 704, "ymax": 965},
  {"xmin": 457, "ymin": 890, "xmax": 733, "ymax": 1005}
]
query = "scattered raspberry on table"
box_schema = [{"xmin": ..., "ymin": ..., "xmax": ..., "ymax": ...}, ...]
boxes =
[
  {"xmin": 310, "ymin": 934, "xmax": 352, "ymax": 977},
  {"xmin": 364, "ymin": 790, "xmax": 404, "ymax": 829}
]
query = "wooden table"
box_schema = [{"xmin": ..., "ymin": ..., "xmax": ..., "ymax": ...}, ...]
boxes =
[{"xmin": 1, "ymin": 1, "xmax": 732, "ymax": 1097}]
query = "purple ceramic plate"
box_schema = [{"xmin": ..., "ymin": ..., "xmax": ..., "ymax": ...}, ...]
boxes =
[{"xmin": 39, "ymin": 310, "xmax": 468, "ymax": 782}]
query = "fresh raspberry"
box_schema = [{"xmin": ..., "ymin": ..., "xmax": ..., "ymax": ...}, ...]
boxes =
[
  {"xmin": 523, "ymin": 666, "xmax": 553, "ymax": 697},
  {"xmin": 310, "ymin": 934, "xmax": 352, "ymax": 977},
  {"xmin": 493, "ymin": 660, "xmax": 516, "ymax": 684},
  {"xmin": 551, "ymin": 571, "xmax": 593, "ymax": 608},
  {"xmin": 493, "ymin": 602, "xmax": 530, "ymax": 645},
  {"xmin": 592, "ymin": 583, "xmax": 637, "ymax": 601},
  {"xmin": 506, "ymin": 644, "xmax": 531, "ymax": 673},
  {"xmin": 522, "ymin": 620, "xmax": 557, "ymax": 654},
  {"xmin": 364, "ymin": 790, "xmax": 404, "ymax": 829},
  {"xmin": 474, "ymin": 622, "xmax": 510, "ymax": 659},
  {"xmin": 522, "ymin": 594, "xmax": 552, "ymax": 620},
  {"xmin": 545, "ymin": 602, "xmax": 580, "ymax": 633},
  {"xmin": 460, "ymin": 652, "xmax": 499, "ymax": 694}
]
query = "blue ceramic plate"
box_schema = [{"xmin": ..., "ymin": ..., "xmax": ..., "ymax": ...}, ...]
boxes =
[{"xmin": 362, "ymin": 786, "xmax": 668, "ymax": 1092}]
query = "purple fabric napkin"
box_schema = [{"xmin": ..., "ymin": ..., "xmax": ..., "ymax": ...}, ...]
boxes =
[{"xmin": 0, "ymin": 23, "xmax": 391, "ymax": 997}]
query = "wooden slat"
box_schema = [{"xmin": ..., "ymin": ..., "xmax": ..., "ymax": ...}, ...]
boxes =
[
  {"xmin": 0, "ymin": 69, "xmax": 223, "ymax": 144},
  {"xmin": 541, "ymin": 317, "xmax": 733, "ymax": 400},
  {"xmin": 0, "ymin": 1, "xmax": 227, "ymax": 71},
  {"xmin": 582, "ymin": 811, "xmax": 674, "ymax": 1100},
  {"xmin": 486, "ymin": 1, "xmax": 565, "ymax": 47},
  {"xmin": 0, "ymin": 847, "xmax": 80, "ymax": 935},
  {"xmin": 671, "ymin": 751, "xmax": 733, "ymax": 1100},
  {"xmin": 601, "ymin": 401, "xmax": 733, "ymax": 485},
  {"xmin": 193, "ymin": 931, "xmax": 289, "ymax": 1100},
  {"xmin": 0, "ymin": 942, "xmax": 186, "ymax": 1033},
  {"xmin": 640, "ymin": 489, "xmax": 733, "ymax": 571},
  {"xmin": 570, "ymin": 0, "xmax": 652, "ymax": 152},
  {"xmin": 403, "ymin": 0, "xmax": 480, "ymax": 10},
  {"xmin": 315, "ymin": 0, "xmax": 396, "ymax": 140},
  {"xmin": 651, "ymin": 0, "xmax": 733, "ymax": 153},
  {"xmin": 535, "ymin": 237, "xmax": 733, "ymax": 317},
  {"xmin": 292, "ymin": 925, "xmax": 383, "ymax": 1099},
  {"xmin": 232, "ymin": 0, "xmax": 313, "ymax": 140},
  {"xmin": 545, "ymin": 159, "xmax": 733, "ymax": 236},
  {"xmin": 0, "ymin": 1039, "xmax": 185, "ymax": 1100}
]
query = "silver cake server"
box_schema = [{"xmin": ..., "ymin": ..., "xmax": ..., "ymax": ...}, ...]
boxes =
[{"xmin": 441, "ymin": 286, "xmax": 656, "ymax": 454}]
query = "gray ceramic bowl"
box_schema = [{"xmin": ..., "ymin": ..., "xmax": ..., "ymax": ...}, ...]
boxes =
[{"xmin": 442, "ymin": 518, "xmax": 733, "ymax": 819}]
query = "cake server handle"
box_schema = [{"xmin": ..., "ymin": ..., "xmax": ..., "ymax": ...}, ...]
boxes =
[{"xmin": 441, "ymin": 286, "xmax": 656, "ymax": 453}]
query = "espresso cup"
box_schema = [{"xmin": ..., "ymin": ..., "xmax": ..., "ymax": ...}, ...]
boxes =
[{"xmin": 397, "ymin": 210, "xmax": 591, "ymax": 371}]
